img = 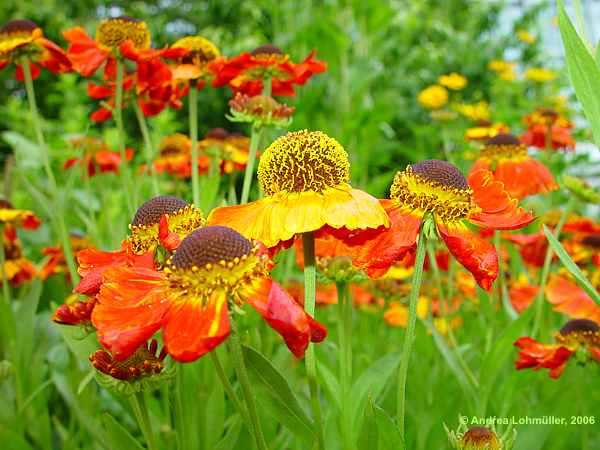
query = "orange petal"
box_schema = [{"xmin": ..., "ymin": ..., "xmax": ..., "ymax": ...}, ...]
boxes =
[
  {"xmin": 163, "ymin": 291, "xmax": 230, "ymax": 362},
  {"xmin": 437, "ymin": 222, "xmax": 498, "ymax": 291},
  {"xmin": 546, "ymin": 275, "xmax": 600, "ymax": 323},
  {"xmin": 92, "ymin": 267, "xmax": 169, "ymax": 361},
  {"xmin": 243, "ymin": 278, "xmax": 327, "ymax": 357},
  {"xmin": 514, "ymin": 337, "xmax": 573, "ymax": 379}
]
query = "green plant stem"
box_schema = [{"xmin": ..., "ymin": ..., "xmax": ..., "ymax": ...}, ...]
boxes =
[
  {"xmin": 133, "ymin": 101, "xmax": 160, "ymax": 196},
  {"xmin": 0, "ymin": 224, "xmax": 15, "ymax": 351},
  {"xmin": 229, "ymin": 318, "xmax": 269, "ymax": 450},
  {"xmin": 302, "ymin": 232, "xmax": 325, "ymax": 450},
  {"xmin": 209, "ymin": 351, "xmax": 250, "ymax": 425},
  {"xmin": 21, "ymin": 58, "xmax": 79, "ymax": 285},
  {"xmin": 113, "ymin": 59, "xmax": 135, "ymax": 217},
  {"xmin": 532, "ymin": 197, "xmax": 575, "ymax": 336},
  {"xmin": 175, "ymin": 366, "xmax": 188, "ymax": 450},
  {"xmin": 130, "ymin": 392, "xmax": 159, "ymax": 450},
  {"xmin": 189, "ymin": 86, "xmax": 200, "ymax": 206},
  {"xmin": 397, "ymin": 224, "xmax": 427, "ymax": 447},
  {"xmin": 240, "ymin": 126, "xmax": 263, "ymax": 205},
  {"xmin": 336, "ymin": 281, "xmax": 353, "ymax": 450}
]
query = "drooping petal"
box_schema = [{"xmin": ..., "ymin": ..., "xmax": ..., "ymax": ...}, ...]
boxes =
[
  {"xmin": 62, "ymin": 27, "xmax": 109, "ymax": 77},
  {"xmin": 162, "ymin": 291, "xmax": 230, "ymax": 362},
  {"xmin": 493, "ymin": 158, "xmax": 557, "ymax": 200},
  {"xmin": 468, "ymin": 169, "xmax": 534, "ymax": 230},
  {"xmin": 546, "ymin": 275, "xmax": 600, "ymax": 323},
  {"xmin": 242, "ymin": 278, "xmax": 326, "ymax": 357},
  {"xmin": 514, "ymin": 337, "xmax": 573, "ymax": 379},
  {"xmin": 93, "ymin": 267, "xmax": 170, "ymax": 361},
  {"xmin": 437, "ymin": 222, "xmax": 498, "ymax": 291}
]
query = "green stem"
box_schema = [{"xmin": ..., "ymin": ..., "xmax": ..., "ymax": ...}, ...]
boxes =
[
  {"xmin": 532, "ymin": 197, "xmax": 575, "ymax": 337},
  {"xmin": 397, "ymin": 223, "xmax": 427, "ymax": 447},
  {"xmin": 240, "ymin": 126, "xmax": 263, "ymax": 205},
  {"xmin": 229, "ymin": 318, "xmax": 269, "ymax": 450},
  {"xmin": 0, "ymin": 224, "xmax": 15, "ymax": 351},
  {"xmin": 209, "ymin": 351, "xmax": 250, "ymax": 425},
  {"xmin": 130, "ymin": 392, "xmax": 159, "ymax": 450},
  {"xmin": 133, "ymin": 101, "xmax": 160, "ymax": 196},
  {"xmin": 302, "ymin": 232, "xmax": 325, "ymax": 450},
  {"xmin": 114, "ymin": 59, "xmax": 135, "ymax": 216},
  {"xmin": 336, "ymin": 281, "xmax": 353, "ymax": 450},
  {"xmin": 189, "ymin": 87, "xmax": 200, "ymax": 206},
  {"xmin": 21, "ymin": 58, "xmax": 79, "ymax": 285},
  {"xmin": 262, "ymin": 76, "xmax": 272, "ymax": 97},
  {"xmin": 175, "ymin": 366, "xmax": 188, "ymax": 450}
]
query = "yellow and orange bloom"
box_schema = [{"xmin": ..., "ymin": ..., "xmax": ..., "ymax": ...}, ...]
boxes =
[
  {"xmin": 64, "ymin": 136, "xmax": 134, "ymax": 176},
  {"xmin": 0, "ymin": 200, "xmax": 41, "ymax": 230},
  {"xmin": 546, "ymin": 274, "xmax": 600, "ymax": 324},
  {"xmin": 93, "ymin": 226, "xmax": 327, "ymax": 362},
  {"xmin": 417, "ymin": 85, "xmax": 448, "ymax": 109},
  {"xmin": 514, "ymin": 319, "xmax": 600, "ymax": 378},
  {"xmin": 153, "ymin": 133, "xmax": 194, "ymax": 179},
  {"xmin": 2, "ymin": 225, "xmax": 36, "ymax": 287},
  {"xmin": 505, "ymin": 228, "xmax": 548, "ymax": 268},
  {"xmin": 208, "ymin": 130, "xmax": 389, "ymax": 248},
  {"xmin": 169, "ymin": 35, "xmax": 220, "ymax": 88},
  {"xmin": 198, "ymin": 128, "xmax": 251, "ymax": 175},
  {"xmin": 383, "ymin": 298, "xmax": 429, "ymax": 327},
  {"xmin": 209, "ymin": 44, "xmax": 327, "ymax": 96},
  {"xmin": 469, "ymin": 133, "xmax": 557, "ymax": 199},
  {"xmin": 488, "ymin": 60, "xmax": 516, "ymax": 81},
  {"xmin": 40, "ymin": 234, "xmax": 93, "ymax": 280},
  {"xmin": 521, "ymin": 108, "xmax": 575, "ymax": 150},
  {"xmin": 438, "ymin": 73, "xmax": 467, "ymax": 90},
  {"xmin": 454, "ymin": 101, "xmax": 490, "ymax": 122},
  {"xmin": 524, "ymin": 67, "xmax": 556, "ymax": 83},
  {"xmin": 339, "ymin": 160, "xmax": 533, "ymax": 290},
  {"xmin": 508, "ymin": 275, "xmax": 539, "ymax": 313},
  {"xmin": 465, "ymin": 121, "xmax": 509, "ymax": 142},
  {"xmin": 0, "ymin": 19, "xmax": 71, "ymax": 80}
]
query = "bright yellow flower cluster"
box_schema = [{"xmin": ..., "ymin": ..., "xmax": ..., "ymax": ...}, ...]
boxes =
[
  {"xmin": 488, "ymin": 59, "xmax": 516, "ymax": 81},
  {"xmin": 454, "ymin": 101, "xmax": 490, "ymax": 121},
  {"xmin": 417, "ymin": 85, "xmax": 449, "ymax": 110},
  {"xmin": 517, "ymin": 30, "xmax": 536, "ymax": 44},
  {"xmin": 438, "ymin": 72, "xmax": 467, "ymax": 90},
  {"xmin": 524, "ymin": 67, "xmax": 556, "ymax": 83}
]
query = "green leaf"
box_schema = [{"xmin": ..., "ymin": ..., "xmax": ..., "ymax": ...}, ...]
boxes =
[
  {"xmin": 595, "ymin": 40, "xmax": 600, "ymax": 65},
  {"xmin": 357, "ymin": 396, "xmax": 378, "ymax": 450},
  {"xmin": 213, "ymin": 415, "xmax": 243, "ymax": 450},
  {"xmin": 557, "ymin": 1, "xmax": 600, "ymax": 146},
  {"xmin": 373, "ymin": 405, "xmax": 402, "ymax": 450},
  {"xmin": 0, "ymin": 427, "xmax": 34, "ymax": 450},
  {"xmin": 242, "ymin": 345, "xmax": 314, "ymax": 444},
  {"xmin": 101, "ymin": 413, "xmax": 144, "ymax": 450},
  {"xmin": 350, "ymin": 352, "xmax": 399, "ymax": 436},
  {"xmin": 316, "ymin": 362, "xmax": 341, "ymax": 411},
  {"xmin": 543, "ymin": 225, "xmax": 600, "ymax": 304},
  {"xmin": 1, "ymin": 131, "xmax": 43, "ymax": 170}
]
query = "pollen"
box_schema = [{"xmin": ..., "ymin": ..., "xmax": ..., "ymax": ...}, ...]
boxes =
[
  {"xmin": 171, "ymin": 226, "xmax": 252, "ymax": 269},
  {"xmin": 258, "ymin": 130, "xmax": 350, "ymax": 195},
  {"xmin": 580, "ymin": 234, "xmax": 600, "ymax": 249},
  {"xmin": 172, "ymin": 35, "xmax": 220, "ymax": 65},
  {"xmin": 480, "ymin": 133, "xmax": 527, "ymax": 162},
  {"xmin": 460, "ymin": 427, "xmax": 501, "ymax": 450},
  {"xmin": 95, "ymin": 16, "xmax": 150, "ymax": 50},
  {"xmin": 557, "ymin": 319, "xmax": 600, "ymax": 347},
  {"xmin": 390, "ymin": 160, "xmax": 474, "ymax": 222},
  {"xmin": 132, "ymin": 195, "xmax": 189, "ymax": 226}
]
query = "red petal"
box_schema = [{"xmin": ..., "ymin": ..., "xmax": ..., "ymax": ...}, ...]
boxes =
[
  {"xmin": 93, "ymin": 267, "xmax": 169, "ymax": 361},
  {"xmin": 546, "ymin": 275, "xmax": 600, "ymax": 323},
  {"xmin": 163, "ymin": 291, "xmax": 230, "ymax": 362},
  {"xmin": 243, "ymin": 278, "xmax": 327, "ymax": 357},
  {"xmin": 514, "ymin": 336, "xmax": 573, "ymax": 379},
  {"xmin": 437, "ymin": 222, "xmax": 498, "ymax": 291}
]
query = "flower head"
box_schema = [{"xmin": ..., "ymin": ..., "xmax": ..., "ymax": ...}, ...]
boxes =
[
  {"xmin": 170, "ymin": 35, "xmax": 219, "ymax": 84},
  {"xmin": 228, "ymin": 92, "xmax": 294, "ymax": 128},
  {"xmin": 52, "ymin": 295, "xmax": 96, "ymax": 326},
  {"xmin": 417, "ymin": 85, "xmax": 448, "ymax": 109},
  {"xmin": 488, "ymin": 60, "xmax": 516, "ymax": 81},
  {"xmin": 96, "ymin": 16, "xmax": 150, "ymax": 50},
  {"xmin": 469, "ymin": 133, "xmax": 557, "ymax": 199},
  {"xmin": 64, "ymin": 136, "xmax": 133, "ymax": 176},
  {"xmin": 464, "ymin": 121, "xmax": 509, "ymax": 142},
  {"xmin": 517, "ymin": 30, "xmax": 536, "ymax": 44},
  {"xmin": 521, "ymin": 109, "xmax": 575, "ymax": 150},
  {"xmin": 0, "ymin": 19, "xmax": 71, "ymax": 80},
  {"xmin": 153, "ymin": 133, "xmax": 193, "ymax": 178},
  {"xmin": 438, "ymin": 73, "xmax": 467, "ymax": 90},
  {"xmin": 524, "ymin": 67, "xmax": 556, "ymax": 83},
  {"xmin": 208, "ymin": 130, "xmax": 389, "ymax": 248},
  {"xmin": 92, "ymin": 226, "xmax": 327, "ymax": 362}
]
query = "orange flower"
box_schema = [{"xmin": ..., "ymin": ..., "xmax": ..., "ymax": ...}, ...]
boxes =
[
  {"xmin": 40, "ymin": 234, "xmax": 93, "ymax": 280},
  {"xmin": 521, "ymin": 109, "xmax": 575, "ymax": 150},
  {"xmin": 93, "ymin": 226, "xmax": 327, "ymax": 362},
  {"xmin": 0, "ymin": 19, "xmax": 71, "ymax": 80},
  {"xmin": 169, "ymin": 35, "xmax": 220, "ymax": 88},
  {"xmin": 470, "ymin": 133, "xmax": 557, "ymax": 199},
  {"xmin": 338, "ymin": 160, "xmax": 534, "ymax": 290},
  {"xmin": 209, "ymin": 44, "xmax": 326, "ymax": 96},
  {"xmin": 52, "ymin": 294, "xmax": 96, "ymax": 326},
  {"xmin": 207, "ymin": 130, "xmax": 389, "ymax": 248},
  {"xmin": 154, "ymin": 133, "xmax": 194, "ymax": 178},
  {"xmin": 287, "ymin": 281, "xmax": 338, "ymax": 306},
  {"xmin": 504, "ymin": 228, "xmax": 548, "ymax": 268},
  {"xmin": 74, "ymin": 196, "xmax": 202, "ymax": 295},
  {"xmin": 560, "ymin": 218, "xmax": 600, "ymax": 268},
  {"xmin": 90, "ymin": 339, "xmax": 166, "ymax": 381},
  {"xmin": 64, "ymin": 136, "xmax": 134, "ymax": 176},
  {"xmin": 508, "ymin": 275, "xmax": 539, "ymax": 313},
  {"xmin": 0, "ymin": 199, "xmax": 40, "ymax": 230},
  {"xmin": 199, "ymin": 128, "xmax": 250, "ymax": 175},
  {"xmin": 546, "ymin": 275, "xmax": 600, "ymax": 323},
  {"xmin": 514, "ymin": 319, "xmax": 600, "ymax": 378},
  {"xmin": 2, "ymin": 225, "xmax": 36, "ymax": 287}
]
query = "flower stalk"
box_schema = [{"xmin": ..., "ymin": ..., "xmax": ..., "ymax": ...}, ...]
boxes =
[
  {"xmin": 133, "ymin": 101, "xmax": 160, "ymax": 196},
  {"xmin": 129, "ymin": 391, "xmax": 159, "ymax": 450},
  {"xmin": 336, "ymin": 280, "xmax": 353, "ymax": 450},
  {"xmin": 188, "ymin": 86, "xmax": 200, "ymax": 206},
  {"xmin": 240, "ymin": 125, "xmax": 263, "ymax": 204}
]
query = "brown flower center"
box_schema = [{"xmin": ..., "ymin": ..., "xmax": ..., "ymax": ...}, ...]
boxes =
[
  {"xmin": 0, "ymin": 19, "xmax": 37, "ymax": 34},
  {"xmin": 90, "ymin": 340, "xmax": 165, "ymax": 381},
  {"xmin": 557, "ymin": 319, "xmax": 600, "ymax": 348},
  {"xmin": 96, "ymin": 16, "xmax": 150, "ymax": 49},
  {"xmin": 258, "ymin": 130, "xmax": 349, "ymax": 195},
  {"xmin": 172, "ymin": 35, "xmax": 220, "ymax": 66},
  {"xmin": 410, "ymin": 160, "xmax": 469, "ymax": 190},
  {"xmin": 460, "ymin": 427, "xmax": 501, "ymax": 449},
  {"xmin": 581, "ymin": 234, "xmax": 600, "ymax": 249},
  {"xmin": 132, "ymin": 196, "xmax": 189, "ymax": 226},
  {"xmin": 251, "ymin": 44, "xmax": 283, "ymax": 56},
  {"xmin": 172, "ymin": 226, "xmax": 252, "ymax": 269},
  {"xmin": 481, "ymin": 133, "xmax": 527, "ymax": 161}
]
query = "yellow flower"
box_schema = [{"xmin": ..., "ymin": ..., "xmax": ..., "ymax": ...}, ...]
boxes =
[
  {"xmin": 454, "ymin": 101, "xmax": 490, "ymax": 121},
  {"xmin": 418, "ymin": 85, "xmax": 449, "ymax": 110},
  {"xmin": 524, "ymin": 67, "xmax": 556, "ymax": 83},
  {"xmin": 488, "ymin": 60, "xmax": 517, "ymax": 81},
  {"xmin": 438, "ymin": 73, "xmax": 467, "ymax": 90},
  {"xmin": 517, "ymin": 30, "xmax": 536, "ymax": 44},
  {"xmin": 383, "ymin": 297, "xmax": 429, "ymax": 327}
]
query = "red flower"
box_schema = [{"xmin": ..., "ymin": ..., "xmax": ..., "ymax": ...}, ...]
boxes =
[
  {"xmin": 64, "ymin": 136, "xmax": 134, "ymax": 176},
  {"xmin": 335, "ymin": 161, "xmax": 534, "ymax": 290},
  {"xmin": 521, "ymin": 109, "xmax": 575, "ymax": 150},
  {"xmin": 470, "ymin": 133, "xmax": 557, "ymax": 199},
  {"xmin": 0, "ymin": 20, "xmax": 71, "ymax": 80},
  {"xmin": 52, "ymin": 295, "xmax": 96, "ymax": 326},
  {"xmin": 505, "ymin": 229, "xmax": 548, "ymax": 268},
  {"xmin": 93, "ymin": 226, "xmax": 327, "ymax": 362},
  {"xmin": 209, "ymin": 44, "xmax": 326, "ymax": 96},
  {"xmin": 546, "ymin": 275, "xmax": 600, "ymax": 324}
]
